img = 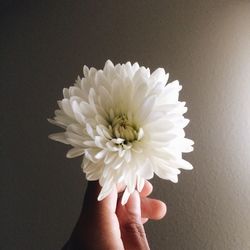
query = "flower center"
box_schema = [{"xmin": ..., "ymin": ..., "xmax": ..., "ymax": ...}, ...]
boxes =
[{"xmin": 111, "ymin": 114, "xmax": 138, "ymax": 143}]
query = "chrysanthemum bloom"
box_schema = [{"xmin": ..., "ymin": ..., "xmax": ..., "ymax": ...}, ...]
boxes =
[{"xmin": 48, "ymin": 60, "xmax": 194, "ymax": 204}]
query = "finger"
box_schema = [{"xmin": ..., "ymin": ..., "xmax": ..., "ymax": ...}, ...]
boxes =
[
  {"xmin": 139, "ymin": 180, "xmax": 153, "ymax": 197},
  {"xmin": 83, "ymin": 181, "xmax": 117, "ymax": 213},
  {"xmin": 141, "ymin": 218, "xmax": 149, "ymax": 224},
  {"xmin": 141, "ymin": 197, "xmax": 167, "ymax": 220},
  {"xmin": 116, "ymin": 191, "xmax": 150, "ymax": 250},
  {"xmin": 71, "ymin": 181, "xmax": 124, "ymax": 249}
]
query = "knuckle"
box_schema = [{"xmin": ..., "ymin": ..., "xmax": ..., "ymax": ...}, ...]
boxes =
[{"xmin": 123, "ymin": 222, "xmax": 146, "ymax": 239}]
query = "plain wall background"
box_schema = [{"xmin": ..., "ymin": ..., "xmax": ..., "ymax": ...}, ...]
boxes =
[{"xmin": 1, "ymin": 1, "xmax": 250, "ymax": 249}]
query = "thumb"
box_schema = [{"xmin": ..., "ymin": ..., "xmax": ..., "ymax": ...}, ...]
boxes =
[
  {"xmin": 69, "ymin": 181, "xmax": 123, "ymax": 250},
  {"xmin": 117, "ymin": 191, "xmax": 150, "ymax": 250}
]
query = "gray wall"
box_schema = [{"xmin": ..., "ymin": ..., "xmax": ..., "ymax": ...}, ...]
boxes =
[{"xmin": 1, "ymin": 1, "xmax": 250, "ymax": 249}]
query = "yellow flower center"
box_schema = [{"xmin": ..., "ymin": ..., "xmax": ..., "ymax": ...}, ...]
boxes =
[{"xmin": 112, "ymin": 114, "xmax": 138, "ymax": 142}]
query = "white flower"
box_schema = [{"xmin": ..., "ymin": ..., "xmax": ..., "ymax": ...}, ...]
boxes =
[{"xmin": 48, "ymin": 60, "xmax": 194, "ymax": 205}]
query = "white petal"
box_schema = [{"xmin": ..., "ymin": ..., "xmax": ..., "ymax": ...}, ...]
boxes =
[
  {"xmin": 72, "ymin": 101, "xmax": 86, "ymax": 125},
  {"xmin": 153, "ymin": 162, "xmax": 180, "ymax": 178},
  {"xmin": 106, "ymin": 141, "xmax": 120, "ymax": 151},
  {"xmin": 172, "ymin": 159, "xmax": 193, "ymax": 170},
  {"xmin": 102, "ymin": 164, "xmax": 110, "ymax": 178},
  {"xmin": 79, "ymin": 101, "xmax": 94, "ymax": 116},
  {"xmin": 94, "ymin": 136, "xmax": 107, "ymax": 149},
  {"xmin": 86, "ymin": 171, "xmax": 101, "ymax": 181},
  {"xmin": 86, "ymin": 123, "xmax": 94, "ymax": 138},
  {"xmin": 131, "ymin": 142, "xmax": 143, "ymax": 153},
  {"xmin": 137, "ymin": 95, "xmax": 157, "ymax": 123},
  {"xmin": 66, "ymin": 147, "xmax": 84, "ymax": 158},
  {"xmin": 175, "ymin": 138, "xmax": 194, "ymax": 153},
  {"xmin": 65, "ymin": 131, "xmax": 84, "ymax": 141},
  {"xmin": 151, "ymin": 132, "xmax": 177, "ymax": 143},
  {"xmin": 67, "ymin": 123, "xmax": 83, "ymax": 135},
  {"xmin": 102, "ymin": 127, "xmax": 112, "ymax": 139},
  {"xmin": 103, "ymin": 60, "xmax": 114, "ymax": 75},
  {"xmin": 84, "ymin": 160, "xmax": 103, "ymax": 178},
  {"xmin": 83, "ymin": 65, "xmax": 89, "ymax": 77},
  {"xmin": 85, "ymin": 148, "xmax": 100, "ymax": 163},
  {"xmin": 151, "ymin": 67, "xmax": 165, "ymax": 78},
  {"xmin": 104, "ymin": 152, "xmax": 117, "ymax": 164},
  {"xmin": 127, "ymin": 172, "xmax": 136, "ymax": 193},
  {"xmin": 88, "ymin": 88, "xmax": 97, "ymax": 113},
  {"xmin": 168, "ymin": 174, "xmax": 178, "ymax": 183},
  {"xmin": 61, "ymin": 99, "xmax": 74, "ymax": 118},
  {"xmin": 81, "ymin": 157, "xmax": 91, "ymax": 170},
  {"xmin": 47, "ymin": 118, "xmax": 67, "ymax": 129},
  {"xmin": 124, "ymin": 150, "xmax": 132, "ymax": 163},
  {"xmin": 132, "ymin": 62, "xmax": 140, "ymax": 72},
  {"xmin": 89, "ymin": 67, "xmax": 97, "ymax": 78},
  {"xmin": 111, "ymin": 138, "xmax": 125, "ymax": 144},
  {"xmin": 137, "ymin": 159, "xmax": 154, "ymax": 179},
  {"xmin": 121, "ymin": 187, "xmax": 130, "ymax": 205},
  {"xmin": 48, "ymin": 132, "xmax": 69, "ymax": 144},
  {"xmin": 83, "ymin": 140, "xmax": 96, "ymax": 147},
  {"xmin": 137, "ymin": 128, "xmax": 144, "ymax": 141},
  {"xmin": 84, "ymin": 161, "xmax": 103, "ymax": 181},
  {"xmin": 95, "ymin": 149, "xmax": 107, "ymax": 159},
  {"xmin": 119, "ymin": 149, "xmax": 126, "ymax": 157},
  {"xmin": 63, "ymin": 88, "xmax": 70, "ymax": 98},
  {"xmin": 69, "ymin": 86, "xmax": 85, "ymax": 99},
  {"xmin": 108, "ymin": 156, "xmax": 124, "ymax": 170},
  {"xmin": 137, "ymin": 176, "xmax": 145, "ymax": 192},
  {"xmin": 122, "ymin": 142, "xmax": 132, "ymax": 150},
  {"xmin": 66, "ymin": 136, "xmax": 84, "ymax": 147},
  {"xmin": 95, "ymin": 115, "xmax": 108, "ymax": 127},
  {"xmin": 162, "ymin": 80, "xmax": 182, "ymax": 104},
  {"xmin": 177, "ymin": 118, "xmax": 190, "ymax": 128},
  {"xmin": 98, "ymin": 86, "xmax": 113, "ymax": 109},
  {"xmin": 97, "ymin": 182, "xmax": 114, "ymax": 201}
]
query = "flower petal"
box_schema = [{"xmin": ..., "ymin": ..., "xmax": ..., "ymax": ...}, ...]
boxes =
[
  {"xmin": 95, "ymin": 149, "xmax": 107, "ymax": 160},
  {"xmin": 97, "ymin": 183, "xmax": 114, "ymax": 201},
  {"xmin": 66, "ymin": 147, "xmax": 85, "ymax": 158},
  {"xmin": 48, "ymin": 132, "xmax": 69, "ymax": 144},
  {"xmin": 137, "ymin": 176, "xmax": 145, "ymax": 192},
  {"xmin": 86, "ymin": 123, "xmax": 95, "ymax": 138},
  {"xmin": 121, "ymin": 187, "xmax": 130, "ymax": 205}
]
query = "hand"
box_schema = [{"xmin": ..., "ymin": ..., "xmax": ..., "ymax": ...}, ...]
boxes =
[{"xmin": 66, "ymin": 181, "xmax": 167, "ymax": 250}]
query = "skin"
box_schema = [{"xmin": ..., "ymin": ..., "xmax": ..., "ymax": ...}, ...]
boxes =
[{"xmin": 67, "ymin": 180, "xmax": 167, "ymax": 250}]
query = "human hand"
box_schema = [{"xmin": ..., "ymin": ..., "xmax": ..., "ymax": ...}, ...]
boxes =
[{"xmin": 65, "ymin": 181, "xmax": 166, "ymax": 250}]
